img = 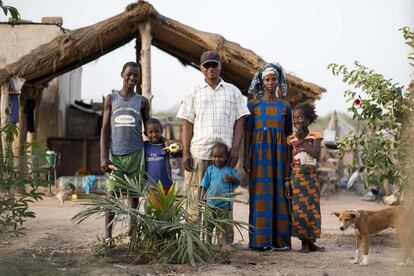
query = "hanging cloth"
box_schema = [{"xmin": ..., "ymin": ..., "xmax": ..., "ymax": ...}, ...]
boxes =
[
  {"xmin": 10, "ymin": 94, "xmax": 19, "ymax": 124},
  {"xmin": 3, "ymin": 76, "xmax": 25, "ymax": 124}
]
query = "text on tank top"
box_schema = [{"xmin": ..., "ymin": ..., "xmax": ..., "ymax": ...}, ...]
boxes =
[{"xmin": 110, "ymin": 91, "xmax": 143, "ymax": 155}]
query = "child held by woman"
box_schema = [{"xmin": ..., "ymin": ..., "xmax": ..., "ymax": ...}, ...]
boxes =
[{"xmin": 287, "ymin": 103, "xmax": 325, "ymax": 253}]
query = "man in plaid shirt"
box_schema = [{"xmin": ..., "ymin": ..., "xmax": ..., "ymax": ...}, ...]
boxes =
[{"xmin": 177, "ymin": 51, "xmax": 250, "ymax": 242}]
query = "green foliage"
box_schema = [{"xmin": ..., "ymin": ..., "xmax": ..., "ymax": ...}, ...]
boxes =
[
  {"xmin": 72, "ymin": 177, "xmax": 248, "ymax": 266},
  {"xmin": 401, "ymin": 26, "xmax": 414, "ymax": 68},
  {"xmin": 328, "ymin": 27, "xmax": 414, "ymax": 189},
  {"xmin": 0, "ymin": 0, "xmax": 20, "ymax": 20},
  {"xmin": 0, "ymin": 124, "xmax": 47, "ymax": 236},
  {"xmin": 399, "ymin": 27, "xmax": 414, "ymax": 189}
]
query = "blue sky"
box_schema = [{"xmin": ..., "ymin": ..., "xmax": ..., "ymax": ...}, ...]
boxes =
[{"xmin": 4, "ymin": 0, "xmax": 414, "ymax": 115}]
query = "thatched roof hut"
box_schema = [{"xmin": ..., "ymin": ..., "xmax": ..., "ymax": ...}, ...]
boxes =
[{"xmin": 0, "ymin": 1, "xmax": 325, "ymax": 102}]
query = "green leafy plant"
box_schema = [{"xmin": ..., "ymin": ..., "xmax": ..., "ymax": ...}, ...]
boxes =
[
  {"xmin": 0, "ymin": 124, "xmax": 47, "ymax": 236},
  {"xmin": 328, "ymin": 27, "xmax": 414, "ymax": 189},
  {"xmin": 72, "ymin": 176, "xmax": 248, "ymax": 266},
  {"xmin": 398, "ymin": 27, "xmax": 414, "ymax": 190},
  {"xmin": 0, "ymin": 0, "xmax": 19, "ymax": 20}
]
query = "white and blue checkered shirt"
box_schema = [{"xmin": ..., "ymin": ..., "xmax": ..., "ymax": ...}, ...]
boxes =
[{"xmin": 177, "ymin": 79, "xmax": 250, "ymax": 160}]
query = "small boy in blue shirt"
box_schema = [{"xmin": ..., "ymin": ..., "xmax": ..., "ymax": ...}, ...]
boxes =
[
  {"xmin": 144, "ymin": 118, "xmax": 181, "ymax": 194},
  {"xmin": 199, "ymin": 142, "xmax": 240, "ymax": 247}
]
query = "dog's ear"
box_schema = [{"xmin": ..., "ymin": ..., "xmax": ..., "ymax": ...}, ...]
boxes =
[
  {"xmin": 331, "ymin": 211, "xmax": 340, "ymax": 217},
  {"xmin": 350, "ymin": 211, "xmax": 360, "ymax": 219}
]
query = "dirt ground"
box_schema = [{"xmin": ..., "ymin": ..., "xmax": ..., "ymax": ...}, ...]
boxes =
[{"xmin": 1, "ymin": 188, "xmax": 413, "ymax": 276}]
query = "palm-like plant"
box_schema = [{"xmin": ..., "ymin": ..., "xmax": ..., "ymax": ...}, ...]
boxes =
[{"xmin": 72, "ymin": 175, "xmax": 248, "ymax": 266}]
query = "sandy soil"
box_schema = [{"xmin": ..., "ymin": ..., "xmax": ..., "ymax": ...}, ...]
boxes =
[{"xmin": 1, "ymin": 188, "xmax": 413, "ymax": 276}]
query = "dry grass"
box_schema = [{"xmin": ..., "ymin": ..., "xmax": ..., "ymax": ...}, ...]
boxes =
[{"xmin": 0, "ymin": 1, "xmax": 324, "ymax": 101}]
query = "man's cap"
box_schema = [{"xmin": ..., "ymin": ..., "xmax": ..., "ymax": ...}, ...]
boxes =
[{"xmin": 200, "ymin": 51, "xmax": 221, "ymax": 66}]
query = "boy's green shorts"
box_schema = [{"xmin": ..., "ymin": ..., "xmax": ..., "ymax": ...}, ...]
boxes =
[{"xmin": 106, "ymin": 150, "xmax": 143, "ymax": 192}]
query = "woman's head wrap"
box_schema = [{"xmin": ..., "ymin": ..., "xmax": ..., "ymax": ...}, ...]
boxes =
[{"xmin": 248, "ymin": 62, "xmax": 288, "ymax": 99}]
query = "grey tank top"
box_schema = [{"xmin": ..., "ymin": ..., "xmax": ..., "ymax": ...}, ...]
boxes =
[{"xmin": 110, "ymin": 91, "xmax": 143, "ymax": 155}]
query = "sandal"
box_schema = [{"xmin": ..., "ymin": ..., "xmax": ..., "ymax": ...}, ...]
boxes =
[
  {"xmin": 104, "ymin": 237, "xmax": 115, "ymax": 248},
  {"xmin": 255, "ymin": 246, "xmax": 272, "ymax": 251},
  {"xmin": 274, "ymin": 246, "xmax": 290, "ymax": 251},
  {"xmin": 299, "ymin": 240, "xmax": 309, "ymax": 253},
  {"xmin": 309, "ymin": 242, "xmax": 325, "ymax": 252}
]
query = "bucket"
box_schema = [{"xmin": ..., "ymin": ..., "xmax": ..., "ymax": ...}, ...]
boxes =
[{"xmin": 45, "ymin": 150, "xmax": 56, "ymax": 167}]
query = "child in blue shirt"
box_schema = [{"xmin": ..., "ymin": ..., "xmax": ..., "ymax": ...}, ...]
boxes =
[
  {"xmin": 144, "ymin": 118, "xmax": 181, "ymax": 194},
  {"xmin": 199, "ymin": 142, "xmax": 240, "ymax": 247}
]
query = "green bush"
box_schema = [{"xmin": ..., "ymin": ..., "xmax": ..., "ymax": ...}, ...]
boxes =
[
  {"xmin": 0, "ymin": 124, "xmax": 47, "ymax": 236},
  {"xmin": 328, "ymin": 27, "xmax": 414, "ymax": 189}
]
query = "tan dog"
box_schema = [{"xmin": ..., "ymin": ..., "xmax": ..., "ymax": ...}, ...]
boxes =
[{"xmin": 332, "ymin": 207, "xmax": 412, "ymax": 266}]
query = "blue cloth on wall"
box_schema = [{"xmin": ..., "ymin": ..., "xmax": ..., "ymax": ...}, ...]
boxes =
[{"xmin": 10, "ymin": 94, "xmax": 19, "ymax": 124}]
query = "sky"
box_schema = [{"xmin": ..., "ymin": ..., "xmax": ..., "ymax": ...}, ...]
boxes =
[{"xmin": 3, "ymin": 0, "xmax": 414, "ymax": 116}]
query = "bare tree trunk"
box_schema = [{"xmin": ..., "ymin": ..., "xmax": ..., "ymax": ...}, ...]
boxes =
[
  {"xmin": 135, "ymin": 32, "xmax": 142, "ymax": 96},
  {"xmin": 138, "ymin": 21, "xmax": 152, "ymax": 113},
  {"xmin": 382, "ymin": 179, "xmax": 392, "ymax": 196},
  {"xmin": 0, "ymin": 83, "xmax": 11, "ymax": 164},
  {"xmin": 0, "ymin": 85, "xmax": 4, "ymax": 172}
]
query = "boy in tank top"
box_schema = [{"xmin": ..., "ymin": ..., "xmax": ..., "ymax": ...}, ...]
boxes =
[{"xmin": 100, "ymin": 62, "xmax": 150, "ymax": 245}]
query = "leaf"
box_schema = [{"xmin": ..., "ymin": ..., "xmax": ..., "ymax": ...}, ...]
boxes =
[
  {"xmin": 186, "ymin": 231, "xmax": 195, "ymax": 266},
  {"xmin": 0, "ymin": 1, "xmax": 20, "ymax": 20}
]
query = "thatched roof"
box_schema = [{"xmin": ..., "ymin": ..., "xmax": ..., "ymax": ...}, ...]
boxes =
[{"xmin": 0, "ymin": 1, "xmax": 325, "ymax": 102}]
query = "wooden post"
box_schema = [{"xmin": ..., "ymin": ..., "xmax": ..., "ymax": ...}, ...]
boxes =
[
  {"xmin": 138, "ymin": 21, "xmax": 152, "ymax": 112},
  {"xmin": 0, "ymin": 83, "xmax": 11, "ymax": 157},
  {"xmin": 33, "ymin": 87, "xmax": 43, "ymax": 140},
  {"xmin": 333, "ymin": 111, "xmax": 344, "ymax": 178},
  {"xmin": 0, "ymin": 83, "xmax": 8, "ymax": 170},
  {"xmin": 27, "ymin": 86, "xmax": 44, "ymax": 174},
  {"xmin": 135, "ymin": 32, "xmax": 142, "ymax": 95},
  {"xmin": 83, "ymin": 138, "xmax": 88, "ymax": 170},
  {"xmin": 13, "ymin": 89, "xmax": 28, "ymax": 174}
]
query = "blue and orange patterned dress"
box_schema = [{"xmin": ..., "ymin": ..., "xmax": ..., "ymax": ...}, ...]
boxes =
[
  {"xmin": 287, "ymin": 132, "xmax": 323, "ymax": 241},
  {"xmin": 246, "ymin": 98, "xmax": 292, "ymax": 249}
]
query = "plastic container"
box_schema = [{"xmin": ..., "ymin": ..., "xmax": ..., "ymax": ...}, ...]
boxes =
[{"xmin": 45, "ymin": 150, "xmax": 56, "ymax": 167}]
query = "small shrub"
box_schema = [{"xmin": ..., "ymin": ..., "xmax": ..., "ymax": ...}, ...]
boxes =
[
  {"xmin": 73, "ymin": 177, "xmax": 248, "ymax": 266},
  {"xmin": 328, "ymin": 27, "xmax": 414, "ymax": 190},
  {"xmin": 0, "ymin": 124, "xmax": 47, "ymax": 236}
]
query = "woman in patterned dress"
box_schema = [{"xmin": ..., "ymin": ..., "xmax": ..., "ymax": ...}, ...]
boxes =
[
  {"xmin": 287, "ymin": 102, "xmax": 324, "ymax": 253},
  {"xmin": 244, "ymin": 63, "xmax": 292, "ymax": 250}
]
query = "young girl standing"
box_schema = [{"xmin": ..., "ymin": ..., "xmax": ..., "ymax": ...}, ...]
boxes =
[{"xmin": 287, "ymin": 103, "xmax": 325, "ymax": 253}]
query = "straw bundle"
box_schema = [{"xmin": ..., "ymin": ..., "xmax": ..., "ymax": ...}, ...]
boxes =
[{"xmin": 0, "ymin": 1, "xmax": 325, "ymax": 100}]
